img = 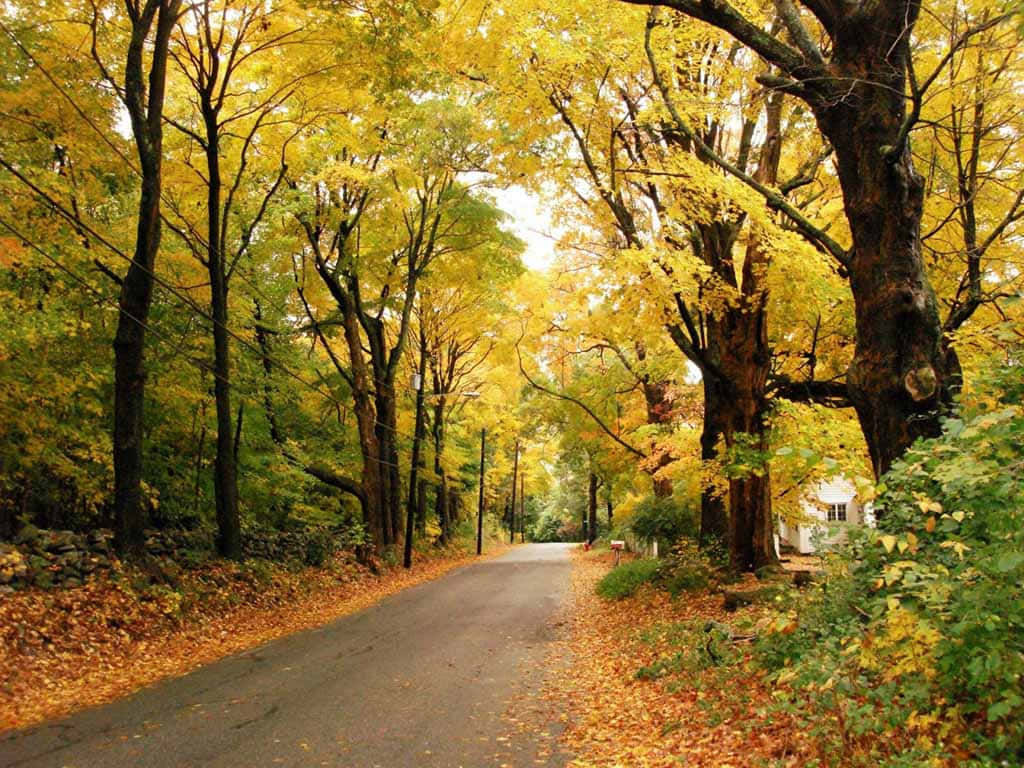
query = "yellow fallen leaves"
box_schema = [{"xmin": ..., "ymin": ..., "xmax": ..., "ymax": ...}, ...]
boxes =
[{"xmin": 545, "ymin": 548, "xmax": 806, "ymax": 768}]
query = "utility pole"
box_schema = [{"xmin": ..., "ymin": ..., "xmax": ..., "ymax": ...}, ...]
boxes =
[
  {"xmin": 509, "ymin": 440, "xmax": 519, "ymax": 544},
  {"xmin": 404, "ymin": 325, "xmax": 428, "ymax": 569},
  {"xmin": 519, "ymin": 472, "xmax": 525, "ymax": 543},
  {"xmin": 476, "ymin": 427, "xmax": 486, "ymax": 555}
]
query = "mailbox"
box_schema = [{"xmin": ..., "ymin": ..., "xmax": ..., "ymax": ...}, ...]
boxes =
[{"xmin": 610, "ymin": 540, "xmax": 625, "ymax": 565}]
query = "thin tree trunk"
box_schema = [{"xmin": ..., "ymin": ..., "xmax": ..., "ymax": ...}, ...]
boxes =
[
  {"xmin": 587, "ymin": 472, "xmax": 598, "ymax": 544},
  {"xmin": 403, "ymin": 329, "xmax": 428, "ymax": 569},
  {"xmin": 509, "ymin": 440, "xmax": 519, "ymax": 545},
  {"xmin": 203, "ymin": 121, "xmax": 241, "ymax": 559}
]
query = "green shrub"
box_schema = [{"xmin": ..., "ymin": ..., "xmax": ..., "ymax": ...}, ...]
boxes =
[
  {"xmin": 303, "ymin": 528, "xmax": 335, "ymax": 567},
  {"xmin": 756, "ymin": 357, "xmax": 1024, "ymax": 766},
  {"xmin": 629, "ymin": 496, "xmax": 697, "ymax": 546},
  {"xmin": 596, "ymin": 558, "xmax": 660, "ymax": 599},
  {"xmin": 655, "ymin": 539, "xmax": 720, "ymax": 596}
]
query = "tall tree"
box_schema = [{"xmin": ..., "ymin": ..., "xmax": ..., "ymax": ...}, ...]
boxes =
[
  {"xmin": 104, "ymin": 0, "xmax": 184, "ymax": 555},
  {"xmin": 625, "ymin": 0, "xmax": 1016, "ymax": 477},
  {"xmin": 164, "ymin": 0, "xmax": 314, "ymax": 557}
]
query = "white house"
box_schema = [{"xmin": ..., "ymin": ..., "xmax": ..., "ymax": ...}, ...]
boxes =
[{"xmin": 777, "ymin": 476, "xmax": 874, "ymax": 555}]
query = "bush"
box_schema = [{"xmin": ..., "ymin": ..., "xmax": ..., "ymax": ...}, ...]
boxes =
[
  {"xmin": 655, "ymin": 539, "xmax": 721, "ymax": 596},
  {"xmin": 596, "ymin": 558, "xmax": 660, "ymax": 600},
  {"xmin": 756, "ymin": 358, "xmax": 1024, "ymax": 766},
  {"xmin": 302, "ymin": 529, "xmax": 335, "ymax": 567},
  {"xmin": 629, "ymin": 496, "xmax": 697, "ymax": 546}
]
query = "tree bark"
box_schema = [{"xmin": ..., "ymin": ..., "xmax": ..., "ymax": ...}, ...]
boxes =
[
  {"xmin": 202, "ymin": 108, "xmax": 241, "ymax": 560},
  {"xmin": 816, "ymin": 24, "xmax": 953, "ymax": 475},
  {"xmin": 403, "ymin": 327, "xmax": 428, "ymax": 568},
  {"xmin": 112, "ymin": 0, "xmax": 182, "ymax": 557},
  {"xmin": 587, "ymin": 472, "xmax": 599, "ymax": 544}
]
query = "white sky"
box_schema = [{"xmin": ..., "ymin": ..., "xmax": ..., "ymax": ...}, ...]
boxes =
[{"xmin": 490, "ymin": 185, "xmax": 560, "ymax": 272}]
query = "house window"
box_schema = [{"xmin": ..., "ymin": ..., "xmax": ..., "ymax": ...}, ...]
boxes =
[{"xmin": 827, "ymin": 502, "xmax": 848, "ymax": 522}]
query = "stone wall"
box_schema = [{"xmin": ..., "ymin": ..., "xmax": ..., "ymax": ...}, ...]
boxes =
[{"xmin": 0, "ymin": 525, "xmax": 345, "ymax": 593}]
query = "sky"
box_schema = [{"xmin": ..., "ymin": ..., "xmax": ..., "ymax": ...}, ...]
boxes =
[{"xmin": 489, "ymin": 184, "xmax": 560, "ymax": 272}]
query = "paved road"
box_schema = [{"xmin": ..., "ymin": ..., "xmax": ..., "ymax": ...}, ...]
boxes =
[{"xmin": 1, "ymin": 543, "xmax": 572, "ymax": 768}]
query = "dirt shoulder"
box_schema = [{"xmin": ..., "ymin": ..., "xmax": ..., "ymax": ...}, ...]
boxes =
[{"xmin": 1, "ymin": 540, "xmax": 513, "ymax": 733}]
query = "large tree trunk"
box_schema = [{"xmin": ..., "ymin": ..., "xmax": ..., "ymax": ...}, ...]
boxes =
[
  {"xmin": 717, "ymin": 94, "xmax": 781, "ymax": 572},
  {"xmin": 112, "ymin": 0, "xmax": 181, "ymax": 557},
  {"xmin": 699, "ymin": 376, "xmax": 728, "ymax": 546},
  {"xmin": 340, "ymin": 302, "xmax": 386, "ymax": 548},
  {"xmin": 817, "ymin": 24, "xmax": 954, "ymax": 476}
]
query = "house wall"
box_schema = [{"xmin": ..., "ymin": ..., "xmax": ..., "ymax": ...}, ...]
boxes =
[{"xmin": 780, "ymin": 477, "xmax": 868, "ymax": 555}]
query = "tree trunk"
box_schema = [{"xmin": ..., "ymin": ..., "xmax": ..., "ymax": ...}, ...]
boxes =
[
  {"xmin": 587, "ymin": 472, "xmax": 599, "ymax": 544},
  {"xmin": 432, "ymin": 400, "xmax": 449, "ymax": 543},
  {"xmin": 403, "ymin": 332, "xmax": 428, "ymax": 569},
  {"xmin": 509, "ymin": 441, "xmax": 519, "ymax": 545},
  {"xmin": 816, "ymin": 33, "xmax": 954, "ymax": 476},
  {"xmin": 699, "ymin": 374, "xmax": 728, "ymax": 546},
  {"xmin": 339, "ymin": 302, "xmax": 386, "ymax": 548},
  {"xmin": 204, "ymin": 120, "xmax": 241, "ymax": 560},
  {"xmin": 374, "ymin": 386, "xmax": 399, "ymax": 547},
  {"xmin": 112, "ymin": 0, "xmax": 181, "ymax": 557}
]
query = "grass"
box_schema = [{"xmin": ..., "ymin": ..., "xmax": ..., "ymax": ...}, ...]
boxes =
[{"xmin": 595, "ymin": 558, "xmax": 660, "ymax": 599}]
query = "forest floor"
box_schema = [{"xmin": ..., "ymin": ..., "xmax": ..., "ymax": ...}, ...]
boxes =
[
  {"xmin": 543, "ymin": 547, "xmax": 813, "ymax": 768},
  {"xmin": 0, "ymin": 538, "xmax": 512, "ymax": 733}
]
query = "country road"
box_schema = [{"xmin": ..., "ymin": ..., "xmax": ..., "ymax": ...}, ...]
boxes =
[{"xmin": 1, "ymin": 543, "xmax": 573, "ymax": 768}]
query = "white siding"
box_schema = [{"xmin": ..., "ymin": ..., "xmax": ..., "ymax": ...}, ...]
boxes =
[{"xmin": 779, "ymin": 476, "xmax": 870, "ymax": 554}]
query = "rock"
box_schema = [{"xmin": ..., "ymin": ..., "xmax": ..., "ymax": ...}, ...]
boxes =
[
  {"xmin": 723, "ymin": 585, "xmax": 784, "ymax": 612},
  {"xmin": 63, "ymin": 577, "xmax": 83, "ymax": 588},
  {"xmin": 0, "ymin": 585, "xmax": 14, "ymax": 595},
  {"xmin": 46, "ymin": 531, "xmax": 76, "ymax": 553},
  {"xmin": 792, "ymin": 570, "xmax": 818, "ymax": 587},
  {"xmin": 755, "ymin": 564, "xmax": 786, "ymax": 580},
  {"xmin": 33, "ymin": 571, "xmax": 54, "ymax": 589},
  {"xmin": 14, "ymin": 524, "xmax": 41, "ymax": 546}
]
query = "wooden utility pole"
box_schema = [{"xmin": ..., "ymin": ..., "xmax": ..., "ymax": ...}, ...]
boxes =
[
  {"xmin": 476, "ymin": 427, "xmax": 486, "ymax": 555},
  {"xmin": 509, "ymin": 440, "xmax": 519, "ymax": 544},
  {"xmin": 519, "ymin": 473, "xmax": 525, "ymax": 543},
  {"xmin": 403, "ymin": 327, "xmax": 428, "ymax": 569}
]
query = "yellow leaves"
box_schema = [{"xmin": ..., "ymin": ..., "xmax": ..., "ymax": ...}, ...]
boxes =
[
  {"xmin": 939, "ymin": 540, "xmax": 971, "ymax": 560},
  {"xmin": 881, "ymin": 534, "xmax": 897, "ymax": 553},
  {"xmin": 915, "ymin": 495, "xmax": 943, "ymax": 516},
  {"xmin": 925, "ymin": 516, "xmax": 937, "ymax": 533}
]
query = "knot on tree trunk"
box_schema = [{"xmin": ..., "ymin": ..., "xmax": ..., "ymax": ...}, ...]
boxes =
[{"xmin": 904, "ymin": 364, "xmax": 938, "ymax": 402}]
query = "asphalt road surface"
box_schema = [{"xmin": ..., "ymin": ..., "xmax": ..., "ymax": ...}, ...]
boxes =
[{"xmin": 1, "ymin": 543, "xmax": 573, "ymax": 768}]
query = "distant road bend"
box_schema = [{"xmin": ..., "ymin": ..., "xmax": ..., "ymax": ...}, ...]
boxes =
[{"xmin": 1, "ymin": 543, "xmax": 573, "ymax": 768}]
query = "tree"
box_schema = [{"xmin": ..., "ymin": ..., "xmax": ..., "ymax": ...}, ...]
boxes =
[
  {"xmin": 163, "ymin": 0, "xmax": 317, "ymax": 557},
  {"xmin": 623, "ymin": 0, "xmax": 1017, "ymax": 477},
  {"xmin": 98, "ymin": 0, "xmax": 184, "ymax": 555}
]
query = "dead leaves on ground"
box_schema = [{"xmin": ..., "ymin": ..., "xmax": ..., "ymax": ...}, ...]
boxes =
[{"xmin": 550, "ymin": 549, "xmax": 806, "ymax": 768}]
